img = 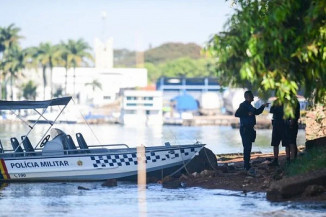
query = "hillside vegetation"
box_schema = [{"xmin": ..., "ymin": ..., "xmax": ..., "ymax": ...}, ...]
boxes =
[{"xmin": 114, "ymin": 42, "xmax": 215, "ymax": 83}]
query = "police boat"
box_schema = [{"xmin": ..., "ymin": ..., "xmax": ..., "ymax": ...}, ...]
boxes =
[{"xmin": 0, "ymin": 97, "xmax": 204, "ymax": 182}]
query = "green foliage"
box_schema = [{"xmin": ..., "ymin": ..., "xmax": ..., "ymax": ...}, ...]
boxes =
[
  {"xmin": 53, "ymin": 87, "xmax": 63, "ymax": 98},
  {"xmin": 207, "ymin": 0, "xmax": 326, "ymax": 117},
  {"xmin": 114, "ymin": 42, "xmax": 214, "ymax": 84},
  {"xmin": 59, "ymin": 39, "xmax": 93, "ymax": 95},
  {"xmin": 85, "ymin": 79, "xmax": 102, "ymax": 92},
  {"xmin": 22, "ymin": 80, "xmax": 37, "ymax": 100},
  {"xmin": 114, "ymin": 49, "xmax": 136, "ymax": 67},
  {"xmin": 0, "ymin": 24, "xmax": 22, "ymax": 55},
  {"xmin": 31, "ymin": 42, "xmax": 61, "ymax": 99},
  {"xmin": 64, "ymin": 39, "xmax": 93, "ymax": 68},
  {"xmin": 114, "ymin": 42, "xmax": 203, "ymax": 67},
  {"xmin": 0, "ymin": 24, "xmax": 94, "ymax": 100},
  {"xmin": 145, "ymin": 57, "xmax": 215, "ymax": 83},
  {"xmin": 285, "ymin": 147, "xmax": 326, "ymax": 177},
  {"xmin": 0, "ymin": 24, "xmax": 24, "ymax": 99},
  {"xmin": 144, "ymin": 62, "xmax": 161, "ymax": 83},
  {"xmin": 145, "ymin": 42, "xmax": 202, "ymax": 64}
]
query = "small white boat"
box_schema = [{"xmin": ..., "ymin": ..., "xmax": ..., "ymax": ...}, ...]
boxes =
[{"xmin": 0, "ymin": 97, "xmax": 204, "ymax": 182}]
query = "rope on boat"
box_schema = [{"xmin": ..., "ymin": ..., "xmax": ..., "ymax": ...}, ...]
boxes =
[
  {"xmin": 166, "ymin": 143, "xmax": 204, "ymax": 178},
  {"xmin": 162, "ymin": 124, "xmax": 202, "ymax": 177},
  {"xmin": 202, "ymin": 145, "xmax": 219, "ymax": 171}
]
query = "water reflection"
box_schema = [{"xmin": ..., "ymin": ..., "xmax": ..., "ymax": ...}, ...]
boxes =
[
  {"xmin": 0, "ymin": 183, "xmax": 324, "ymax": 216},
  {"xmin": 0, "ymin": 123, "xmax": 305, "ymax": 154},
  {"xmin": 0, "ymin": 123, "xmax": 321, "ymax": 216}
]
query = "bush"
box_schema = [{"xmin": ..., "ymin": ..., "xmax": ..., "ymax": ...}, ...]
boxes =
[{"xmin": 285, "ymin": 147, "xmax": 326, "ymax": 177}]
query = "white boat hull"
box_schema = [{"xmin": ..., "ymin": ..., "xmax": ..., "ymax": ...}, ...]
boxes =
[{"xmin": 0, "ymin": 145, "xmax": 202, "ymax": 181}]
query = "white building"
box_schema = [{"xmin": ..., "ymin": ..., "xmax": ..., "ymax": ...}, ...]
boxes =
[
  {"xmin": 19, "ymin": 38, "xmax": 147, "ymax": 106},
  {"xmin": 120, "ymin": 90, "xmax": 163, "ymax": 125},
  {"xmin": 94, "ymin": 38, "xmax": 114, "ymax": 68}
]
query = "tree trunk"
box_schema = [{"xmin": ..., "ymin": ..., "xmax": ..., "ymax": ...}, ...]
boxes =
[
  {"xmin": 10, "ymin": 73, "xmax": 13, "ymax": 100},
  {"xmin": 42, "ymin": 66, "xmax": 47, "ymax": 100},
  {"xmin": 50, "ymin": 67, "xmax": 53, "ymax": 98},
  {"xmin": 65, "ymin": 67, "xmax": 68, "ymax": 95},
  {"xmin": 0, "ymin": 80, "xmax": 2, "ymax": 100},
  {"xmin": 73, "ymin": 67, "xmax": 76, "ymax": 97},
  {"xmin": 2, "ymin": 79, "xmax": 8, "ymax": 100}
]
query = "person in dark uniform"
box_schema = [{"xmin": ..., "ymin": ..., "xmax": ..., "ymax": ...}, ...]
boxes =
[
  {"xmin": 235, "ymin": 91, "xmax": 268, "ymax": 175},
  {"xmin": 268, "ymin": 99, "xmax": 285, "ymax": 166},
  {"xmin": 284, "ymin": 99, "xmax": 300, "ymax": 162}
]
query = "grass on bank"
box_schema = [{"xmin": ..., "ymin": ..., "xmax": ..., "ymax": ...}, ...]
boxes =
[{"xmin": 285, "ymin": 147, "xmax": 326, "ymax": 177}]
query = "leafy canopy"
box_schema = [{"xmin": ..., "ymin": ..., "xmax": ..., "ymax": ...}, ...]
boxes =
[{"xmin": 207, "ymin": 0, "xmax": 326, "ymax": 116}]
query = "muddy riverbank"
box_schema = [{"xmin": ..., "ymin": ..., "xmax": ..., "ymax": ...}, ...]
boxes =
[{"xmin": 160, "ymin": 148, "xmax": 326, "ymax": 202}]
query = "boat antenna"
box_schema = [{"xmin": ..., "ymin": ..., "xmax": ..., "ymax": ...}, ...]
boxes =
[{"xmin": 71, "ymin": 98, "xmax": 102, "ymax": 145}]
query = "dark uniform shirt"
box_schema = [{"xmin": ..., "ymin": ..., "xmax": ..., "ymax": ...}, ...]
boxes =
[
  {"xmin": 270, "ymin": 104, "xmax": 284, "ymax": 125},
  {"xmin": 235, "ymin": 101, "xmax": 265, "ymax": 127}
]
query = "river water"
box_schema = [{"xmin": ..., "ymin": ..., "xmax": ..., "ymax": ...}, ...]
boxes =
[{"xmin": 0, "ymin": 123, "xmax": 325, "ymax": 216}]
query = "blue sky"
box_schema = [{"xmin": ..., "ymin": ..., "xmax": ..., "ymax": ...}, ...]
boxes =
[{"xmin": 0, "ymin": 0, "xmax": 234, "ymax": 50}]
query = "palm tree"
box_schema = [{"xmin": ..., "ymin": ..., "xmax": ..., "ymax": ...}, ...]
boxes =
[
  {"xmin": 0, "ymin": 24, "xmax": 22, "ymax": 55},
  {"xmin": 85, "ymin": 79, "xmax": 102, "ymax": 92},
  {"xmin": 1, "ymin": 47, "xmax": 28, "ymax": 100},
  {"xmin": 65, "ymin": 39, "xmax": 93, "ymax": 97},
  {"xmin": 0, "ymin": 24, "xmax": 22, "ymax": 99},
  {"xmin": 22, "ymin": 80, "xmax": 37, "ymax": 100},
  {"xmin": 58, "ymin": 41, "xmax": 71, "ymax": 95},
  {"xmin": 85, "ymin": 79, "xmax": 102, "ymax": 103},
  {"xmin": 35, "ymin": 42, "xmax": 60, "ymax": 99}
]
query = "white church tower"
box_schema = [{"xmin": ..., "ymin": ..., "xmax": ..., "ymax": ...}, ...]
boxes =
[{"xmin": 94, "ymin": 37, "xmax": 114, "ymax": 68}]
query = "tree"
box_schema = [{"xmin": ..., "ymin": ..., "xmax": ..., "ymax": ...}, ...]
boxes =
[
  {"xmin": 0, "ymin": 24, "xmax": 22, "ymax": 56},
  {"xmin": 22, "ymin": 80, "xmax": 37, "ymax": 100},
  {"xmin": 0, "ymin": 24, "xmax": 22, "ymax": 99},
  {"xmin": 85, "ymin": 79, "xmax": 102, "ymax": 92},
  {"xmin": 34, "ymin": 42, "xmax": 60, "ymax": 99},
  {"xmin": 85, "ymin": 79, "xmax": 102, "ymax": 103},
  {"xmin": 144, "ymin": 62, "xmax": 161, "ymax": 84},
  {"xmin": 1, "ymin": 47, "xmax": 29, "ymax": 100},
  {"xmin": 144, "ymin": 57, "xmax": 216, "ymax": 83},
  {"xmin": 53, "ymin": 86, "xmax": 63, "ymax": 98},
  {"xmin": 58, "ymin": 41, "xmax": 71, "ymax": 95},
  {"xmin": 65, "ymin": 39, "xmax": 93, "ymax": 97},
  {"xmin": 207, "ymin": 0, "xmax": 326, "ymax": 116},
  {"xmin": 145, "ymin": 42, "xmax": 202, "ymax": 64}
]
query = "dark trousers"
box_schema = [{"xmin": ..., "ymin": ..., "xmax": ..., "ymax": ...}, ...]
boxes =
[{"xmin": 240, "ymin": 126, "xmax": 253, "ymax": 170}]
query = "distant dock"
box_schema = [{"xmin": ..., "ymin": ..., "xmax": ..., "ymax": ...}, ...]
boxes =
[
  {"xmin": 164, "ymin": 114, "xmax": 241, "ymax": 127},
  {"xmin": 164, "ymin": 114, "xmax": 306, "ymax": 129}
]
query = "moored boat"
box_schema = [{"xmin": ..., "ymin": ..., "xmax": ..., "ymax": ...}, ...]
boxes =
[{"xmin": 0, "ymin": 97, "xmax": 204, "ymax": 182}]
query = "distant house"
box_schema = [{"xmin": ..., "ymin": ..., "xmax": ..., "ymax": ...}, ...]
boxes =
[
  {"xmin": 156, "ymin": 77, "xmax": 224, "ymax": 110},
  {"xmin": 120, "ymin": 90, "xmax": 163, "ymax": 125}
]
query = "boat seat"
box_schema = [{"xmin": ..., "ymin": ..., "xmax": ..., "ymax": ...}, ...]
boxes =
[
  {"xmin": 21, "ymin": 136, "xmax": 34, "ymax": 153},
  {"xmin": 11, "ymin": 137, "xmax": 24, "ymax": 154},
  {"xmin": 66, "ymin": 135, "xmax": 79, "ymax": 154},
  {"xmin": 66, "ymin": 135, "xmax": 77, "ymax": 150},
  {"xmin": 76, "ymin": 133, "xmax": 89, "ymax": 150}
]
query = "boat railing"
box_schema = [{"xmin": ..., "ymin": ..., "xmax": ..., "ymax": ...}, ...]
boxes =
[
  {"xmin": 0, "ymin": 143, "xmax": 130, "ymax": 156},
  {"xmin": 87, "ymin": 144, "xmax": 130, "ymax": 149}
]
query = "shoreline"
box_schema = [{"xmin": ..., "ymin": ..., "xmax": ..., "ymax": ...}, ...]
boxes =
[{"xmin": 162, "ymin": 150, "xmax": 326, "ymax": 202}]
